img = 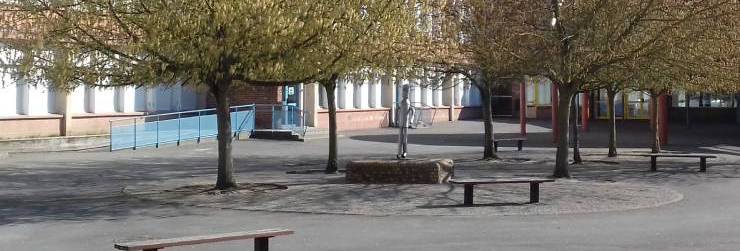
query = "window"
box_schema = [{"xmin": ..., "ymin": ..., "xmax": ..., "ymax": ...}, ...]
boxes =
[
  {"xmin": 672, "ymin": 91, "xmax": 736, "ymax": 108},
  {"xmin": 537, "ymin": 81, "xmax": 552, "ymax": 105},
  {"xmin": 525, "ymin": 76, "xmax": 552, "ymax": 106}
]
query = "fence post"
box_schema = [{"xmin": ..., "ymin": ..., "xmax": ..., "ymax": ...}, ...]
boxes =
[
  {"xmin": 109, "ymin": 121, "xmax": 113, "ymax": 152},
  {"xmin": 197, "ymin": 111, "xmax": 201, "ymax": 143},
  {"xmin": 156, "ymin": 115, "xmax": 160, "ymax": 148},
  {"xmin": 133, "ymin": 118, "xmax": 137, "ymax": 150},
  {"xmin": 177, "ymin": 113, "xmax": 181, "ymax": 146},
  {"xmin": 234, "ymin": 106, "xmax": 240, "ymax": 140}
]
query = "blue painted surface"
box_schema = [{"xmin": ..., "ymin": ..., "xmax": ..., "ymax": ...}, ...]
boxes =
[{"xmin": 110, "ymin": 105, "xmax": 256, "ymax": 151}]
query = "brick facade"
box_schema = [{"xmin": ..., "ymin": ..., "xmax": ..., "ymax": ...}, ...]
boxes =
[
  {"xmin": 206, "ymin": 85, "xmax": 283, "ymax": 107},
  {"xmin": 206, "ymin": 85, "xmax": 284, "ymax": 128}
]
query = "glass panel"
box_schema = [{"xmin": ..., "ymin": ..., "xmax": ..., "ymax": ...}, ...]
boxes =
[
  {"xmin": 614, "ymin": 91, "xmax": 624, "ymax": 118},
  {"xmin": 710, "ymin": 95, "xmax": 733, "ymax": 108},
  {"xmin": 526, "ymin": 82, "xmax": 535, "ymax": 105},
  {"xmin": 702, "ymin": 94, "xmax": 712, "ymax": 107},
  {"xmin": 625, "ymin": 91, "xmax": 648, "ymax": 119},
  {"xmin": 598, "ymin": 90, "xmax": 608, "ymax": 117},
  {"xmin": 674, "ymin": 90, "xmax": 686, "ymax": 107},
  {"xmin": 689, "ymin": 95, "xmax": 701, "ymax": 107},
  {"xmin": 284, "ymin": 85, "xmax": 299, "ymax": 105},
  {"xmin": 537, "ymin": 80, "xmax": 551, "ymax": 105}
]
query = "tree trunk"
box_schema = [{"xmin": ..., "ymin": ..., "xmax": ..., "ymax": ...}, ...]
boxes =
[
  {"xmin": 570, "ymin": 94, "xmax": 582, "ymax": 164},
  {"xmin": 553, "ymin": 86, "xmax": 575, "ymax": 178},
  {"xmin": 480, "ymin": 84, "xmax": 498, "ymax": 160},
  {"xmin": 322, "ymin": 76, "xmax": 339, "ymax": 174},
  {"xmin": 212, "ymin": 84, "xmax": 237, "ymax": 190},
  {"xmin": 607, "ymin": 89, "xmax": 618, "ymax": 157},
  {"xmin": 735, "ymin": 94, "xmax": 740, "ymax": 124},
  {"xmin": 649, "ymin": 93, "xmax": 661, "ymax": 153}
]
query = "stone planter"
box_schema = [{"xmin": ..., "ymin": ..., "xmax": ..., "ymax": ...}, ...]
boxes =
[{"xmin": 345, "ymin": 159, "xmax": 454, "ymax": 184}]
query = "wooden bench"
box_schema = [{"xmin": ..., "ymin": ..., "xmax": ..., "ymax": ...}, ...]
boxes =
[
  {"xmin": 638, "ymin": 154, "xmax": 718, "ymax": 172},
  {"xmin": 114, "ymin": 229, "xmax": 294, "ymax": 251},
  {"xmin": 493, "ymin": 138, "xmax": 527, "ymax": 152},
  {"xmin": 449, "ymin": 178, "xmax": 555, "ymax": 205}
]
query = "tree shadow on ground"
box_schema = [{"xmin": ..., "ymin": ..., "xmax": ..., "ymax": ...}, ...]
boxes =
[
  {"xmin": 350, "ymin": 120, "xmax": 740, "ymax": 154},
  {"xmin": 417, "ymin": 202, "xmax": 527, "ymax": 209}
]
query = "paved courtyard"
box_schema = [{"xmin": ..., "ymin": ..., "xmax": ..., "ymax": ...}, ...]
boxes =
[{"xmin": 2, "ymin": 119, "xmax": 740, "ymax": 250}]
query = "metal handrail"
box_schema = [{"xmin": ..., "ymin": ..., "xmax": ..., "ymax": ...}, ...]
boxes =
[
  {"xmin": 109, "ymin": 104, "xmax": 256, "ymax": 122},
  {"xmin": 109, "ymin": 103, "xmax": 311, "ymax": 151},
  {"xmin": 109, "ymin": 104, "xmax": 257, "ymax": 151}
]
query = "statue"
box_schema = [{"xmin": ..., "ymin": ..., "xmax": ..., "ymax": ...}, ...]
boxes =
[{"xmin": 397, "ymin": 85, "xmax": 415, "ymax": 159}]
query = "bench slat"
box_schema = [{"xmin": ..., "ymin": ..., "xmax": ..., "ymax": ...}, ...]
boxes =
[
  {"xmin": 114, "ymin": 229, "xmax": 294, "ymax": 251},
  {"xmin": 638, "ymin": 154, "xmax": 717, "ymax": 158},
  {"xmin": 493, "ymin": 138, "xmax": 527, "ymax": 142},
  {"xmin": 450, "ymin": 178, "xmax": 554, "ymax": 184}
]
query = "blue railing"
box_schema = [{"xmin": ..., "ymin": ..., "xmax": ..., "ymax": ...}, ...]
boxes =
[{"xmin": 109, "ymin": 104, "xmax": 256, "ymax": 151}]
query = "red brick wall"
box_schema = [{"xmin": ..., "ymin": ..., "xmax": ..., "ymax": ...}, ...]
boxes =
[
  {"xmin": 0, "ymin": 116, "xmax": 61, "ymax": 139},
  {"xmin": 536, "ymin": 106, "xmax": 553, "ymax": 119},
  {"xmin": 206, "ymin": 85, "xmax": 283, "ymax": 107},
  {"xmin": 205, "ymin": 85, "xmax": 284, "ymax": 129},
  {"xmin": 455, "ymin": 106, "xmax": 482, "ymax": 120},
  {"xmin": 0, "ymin": 113, "xmax": 142, "ymax": 139}
]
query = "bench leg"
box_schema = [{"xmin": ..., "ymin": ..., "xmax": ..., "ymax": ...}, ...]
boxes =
[
  {"xmin": 650, "ymin": 156, "xmax": 657, "ymax": 172},
  {"xmin": 700, "ymin": 157, "xmax": 707, "ymax": 172},
  {"xmin": 255, "ymin": 237, "xmax": 269, "ymax": 251},
  {"xmin": 530, "ymin": 182, "xmax": 540, "ymax": 203},
  {"xmin": 463, "ymin": 184, "xmax": 474, "ymax": 206},
  {"xmin": 517, "ymin": 140, "xmax": 523, "ymax": 151},
  {"xmin": 493, "ymin": 142, "xmax": 498, "ymax": 152}
]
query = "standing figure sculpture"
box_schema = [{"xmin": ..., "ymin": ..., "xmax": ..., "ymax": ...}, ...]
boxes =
[{"xmin": 397, "ymin": 85, "xmax": 415, "ymax": 159}]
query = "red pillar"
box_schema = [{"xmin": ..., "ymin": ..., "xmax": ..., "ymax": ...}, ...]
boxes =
[
  {"xmin": 581, "ymin": 91, "xmax": 590, "ymax": 132},
  {"xmin": 520, "ymin": 81, "xmax": 527, "ymax": 136},
  {"xmin": 658, "ymin": 94, "xmax": 669, "ymax": 145},
  {"xmin": 551, "ymin": 83, "xmax": 559, "ymax": 143}
]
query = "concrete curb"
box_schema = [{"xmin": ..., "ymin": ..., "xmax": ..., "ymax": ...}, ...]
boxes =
[{"xmin": 0, "ymin": 135, "xmax": 110, "ymax": 153}]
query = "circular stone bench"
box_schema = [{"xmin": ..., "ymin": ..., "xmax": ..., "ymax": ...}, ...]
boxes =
[{"xmin": 345, "ymin": 159, "xmax": 454, "ymax": 184}]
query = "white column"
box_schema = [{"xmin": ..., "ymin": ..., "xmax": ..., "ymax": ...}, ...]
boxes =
[
  {"xmin": 304, "ymin": 83, "xmax": 319, "ymax": 127},
  {"xmin": 92, "ymin": 86, "xmax": 116, "ymax": 113},
  {"xmin": 114, "ymin": 86, "xmax": 137, "ymax": 112},
  {"xmin": 337, "ymin": 80, "xmax": 345, "ymax": 109},
  {"xmin": 68, "ymin": 86, "xmax": 86, "ymax": 114},
  {"xmin": 134, "ymin": 86, "xmax": 150, "ymax": 112},
  {"xmin": 396, "ymin": 79, "xmax": 405, "ymax": 105},
  {"xmin": 172, "ymin": 84, "xmax": 183, "ymax": 111},
  {"xmin": 455, "ymin": 76, "xmax": 464, "ymax": 106},
  {"xmin": 420, "ymin": 75, "xmax": 432, "ymax": 107},
  {"xmin": 469, "ymin": 84, "xmax": 481, "ymax": 106},
  {"xmin": 319, "ymin": 84, "xmax": 328, "ymax": 109},
  {"xmin": 26, "ymin": 84, "xmax": 49, "ymax": 115},
  {"xmin": 0, "ymin": 77, "xmax": 17, "ymax": 116},
  {"xmin": 381, "ymin": 74, "xmax": 396, "ymax": 108},
  {"xmin": 337, "ymin": 80, "xmax": 355, "ymax": 109},
  {"xmin": 462, "ymin": 79, "xmax": 471, "ymax": 106},
  {"xmin": 353, "ymin": 79, "xmax": 368, "ymax": 109},
  {"xmin": 179, "ymin": 85, "xmax": 198, "ymax": 111},
  {"xmin": 368, "ymin": 76, "xmax": 381, "ymax": 108},
  {"xmin": 442, "ymin": 75, "xmax": 454, "ymax": 107},
  {"xmin": 298, "ymin": 83, "xmax": 304, "ymax": 112},
  {"xmin": 83, "ymin": 86, "xmax": 95, "ymax": 113},
  {"xmin": 409, "ymin": 79, "xmax": 421, "ymax": 104}
]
